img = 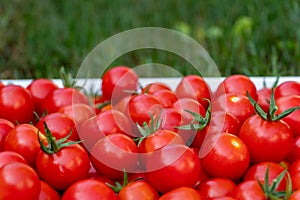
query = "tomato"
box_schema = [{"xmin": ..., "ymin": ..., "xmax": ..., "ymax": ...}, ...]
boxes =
[
  {"xmin": 276, "ymin": 95, "xmax": 300, "ymax": 136},
  {"xmin": 142, "ymin": 82, "xmax": 171, "ymax": 94},
  {"xmin": 0, "ymin": 151, "xmax": 27, "ymax": 168},
  {"xmin": 214, "ymin": 74, "xmax": 258, "ymax": 101},
  {"xmin": 200, "ymin": 133, "xmax": 250, "ymax": 180},
  {"xmin": 90, "ymin": 133, "xmax": 139, "ymax": 180},
  {"xmin": 146, "ymin": 144, "xmax": 201, "ymax": 193},
  {"xmin": 61, "ymin": 179, "xmax": 118, "ymax": 200},
  {"xmin": 289, "ymin": 159, "xmax": 300, "ymax": 190},
  {"xmin": 157, "ymin": 108, "xmax": 187, "ymax": 133},
  {"xmin": 274, "ymin": 81, "xmax": 300, "ymax": 99},
  {"xmin": 79, "ymin": 109, "xmax": 132, "ymax": 151},
  {"xmin": 197, "ymin": 178, "xmax": 236, "ymax": 200},
  {"xmin": 128, "ymin": 93, "xmax": 163, "ymax": 125},
  {"xmin": 152, "ymin": 89, "xmax": 178, "ymax": 108},
  {"xmin": 209, "ymin": 111, "xmax": 241, "ymax": 136},
  {"xmin": 239, "ymin": 114, "xmax": 293, "ymax": 163},
  {"xmin": 286, "ymin": 136, "xmax": 300, "ymax": 164},
  {"xmin": 231, "ymin": 180, "xmax": 266, "ymax": 200},
  {"xmin": 26, "ymin": 78, "xmax": 59, "ymax": 115},
  {"xmin": 41, "ymin": 87, "xmax": 89, "ymax": 114},
  {"xmin": 212, "ymin": 93, "xmax": 255, "ymax": 124},
  {"xmin": 3, "ymin": 124, "xmax": 45, "ymax": 167},
  {"xmin": 118, "ymin": 180, "xmax": 159, "ymax": 200},
  {"xmin": 175, "ymin": 75, "xmax": 211, "ymax": 109},
  {"xmin": 101, "ymin": 66, "xmax": 139, "ymax": 103},
  {"xmin": 39, "ymin": 181, "xmax": 60, "ymax": 200},
  {"xmin": 256, "ymin": 87, "xmax": 272, "ymax": 112},
  {"xmin": 243, "ymin": 161, "xmax": 286, "ymax": 191},
  {"xmin": 289, "ymin": 190, "xmax": 300, "ymax": 200},
  {"xmin": 0, "ymin": 162, "xmax": 41, "ymax": 200},
  {"xmin": 159, "ymin": 187, "xmax": 204, "ymax": 200},
  {"xmin": 0, "ymin": 118, "xmax": 15, "ymax": 151},
  {"xmin": 0, "ymin": 81, "xmax": 4, "ymax": 89},
  {"xmin": 0, "ymin": 85, "xmax": 34, "ymax": 124}
]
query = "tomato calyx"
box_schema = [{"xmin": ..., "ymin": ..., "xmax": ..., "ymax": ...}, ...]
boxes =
[
  {"xmin": 37, "ymin": 122, "xmax": 81, "ymax": 154},
  {"xmin": 106, "ymin": 170, "xmax": 142, "ymax": 193},
  {"xmin": 247, "ymin": 89, "xmax": 300, "ymax": 121}
]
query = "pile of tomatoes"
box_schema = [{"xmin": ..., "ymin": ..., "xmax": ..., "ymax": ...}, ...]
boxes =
[{"xmin": 0, "ymin": 66, "xmax": 300, "ymax": 200}]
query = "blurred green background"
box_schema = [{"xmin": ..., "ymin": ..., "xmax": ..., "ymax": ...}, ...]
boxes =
[{"xmin": 0, "ymin": 0, "xmax": 299, "ymax": 79}]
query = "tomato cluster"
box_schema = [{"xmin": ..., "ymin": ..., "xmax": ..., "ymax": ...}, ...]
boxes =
[{"xmin": 0, "ymin": 66, "xmax": 300, "ymax": 200}]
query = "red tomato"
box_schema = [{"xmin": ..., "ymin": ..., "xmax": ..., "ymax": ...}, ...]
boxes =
[
  {"xmin": 175, "ymin": 75, "xmax": 211, "ymax": 109},
  {"xmin": 39, "ymin": 181, "xmax": 60, "ymax": 200},
  {"xmin": 286, "ymin": 136, "xmax": 300, "ymax": 164},
  {"xmin": 152, "ymin": 89, "xmax": 178, "ymax": 108},
  {"xmin": 276, "ymin": 95, "xmax": 300, "ymax": 137},
  {"xmin": 146, "ymin": 144, "xmax": 201, "ymax": 193},
  {"xmin": 79, "ymin": 109, "xmax": 132, "ymax": 151},
  {"xmin": 200, "ymin": 133, "xmax": 250, "ymax": 180},
  {"xmin": 289, "ymin": 190, "xmax": 300, "ymax": 200},
  {"xmin": 36, "ymin": 112, "xmax": 80, "ymax": 141},
  {"xmin": 214, "ymin": 74, "xmax": 258, "ymax": 101},
  {"xmin": 0, "ymin": 151, "xmax": 27, "ymax": 168},
  {"xmin": 26, "ymin": 78, "xmax": 59, "ymax": 115},
  {"xmin": 101, "ymin": 66, "xmax": 139, "ymax": 103},
  {"xmin": 128, "ymin": 93, "xmax": 163, "ymax": 125},
  {"xmin": 243, "ymin": 161, "xmax": 286, "ymax": 191},
  {"xmin": 4, "ymin": 124, "xmax": 45, "ymax": 167},
  {"xmin": 159, "ymin": 187, "xmax": 204, "ymax": 200},
  {"xmin": 209, "ymin": 111, "xmax": 241, "ymax": 136},
  {"xmin": 119, "ymin": 180, "xmax": 159, "ymax": 200},
  {"xmin": 90, "ymin": 133, "xmax": 139, "ymax": 180},
  {"xmin": 61, "ymin": 179, "xmax": 118, "ymax": 200},
  {"xmin": 157, "ymin": 108, "xmax": 187, "ymax": 133},
  {"xmin": 41, "ymin": 87, "xmax": 89, "ymax": 114},
  {"xmin": 0, "ymin": 118, "xmax": 15, "ymax": 151},
  {"xmin": 0, "ymin": 81, "xmax": 4, "ymax": 89},
  {"xmin": 231, "ymin": 180, "xmax": 266, "ymax": 200},
  {"xmin": 142, "ymin": 82, "xmax": 171, "ymax": 94},
  {"xmin": 256, "ymin": 87, "xmax": 272, "ymax": 112},
  {"xmin": 36, "ymin": 143, "xmax": 90, "ymax": 191},
  {"xmin": 0, "ymin": 162, "xmax": 41, "ymax": 200},
  {"xmin": 274, "ymin": 81, "xmax": 300, "ymax": 99},
  {"xmin": 289, "ymin": 159, "xmax": 300, "ymax": 190},
  {"xmin": 212, "ymin": 93, "xmax": 255, "ymax": 124},
  {"xmin": 197, "ymin": 178, "xmax": 236, "ymax": 200},
  {"xmin": 239, "ymin": 114, "xmax": 294, "ymax": 163},
  {"xmin": 0, "ymin": 85, "xmax": 34, "ymax": 124}
]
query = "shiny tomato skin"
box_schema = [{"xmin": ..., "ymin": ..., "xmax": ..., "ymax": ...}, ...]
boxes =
[
  {"xmin": 152, "ymin": 89, "xmax": 178, "ymax": 108},
  {"xmin": 26, "ymin": 78, "xmax": 59, "ymax": 115},
  {"xmin": 286, "ymin": 136, "xmax": 300, "ymax": 163},
  {"xmin": 146, "ymin": 144, "xmax": 201, "ymax": 193},
  {"xmin": 101, "ymin": 66, "xmax": 138, "ymax": 103},
  {"xmin": 239, "ymin": 115, "xmax": 294, "ymax": 163},
  {"xmin": 90, "ymin": 133, "xmax": 139, "ymax": 180},
  {"xmin": 159, "ymin": 187, "xmax": 204, "ymax": 200},
  {"xmin": 158, "ymin": 108, "xmax": 186, "ymax": 133},
  {"xmin": 289, "ymin": 159, "xmax": 300, "ymax": 190},
  {"xmin": 0, "ymin": 162, "xmax": 41, "ymax": 200},
  {"xmin": 61, "ymin": 179, "xmax": 118, "ymax": 200},
  {"xmin": 200, "ymin": 133, "xmax": 250, "ymax": 180},
  {"xmin": 0, "ymin": 118, "xmax": 15, "ymax": 151},
  {"xmin": 0, "ymin": 151, "xmax": 27, "ymax": 168},
  {"xmin": 231, "ymin": 180, "xmax": 266, "ymax": 200},
  {"xmin": 0, "ymin": 85, "xmax": 34, "ymax": 124},
  {"xmin": 142, "ymin": 82, "xmax": 171, "ymax": 94},
  {"xmin": 209, "ymin": 111, "xmax": 241, "ymax": 136},
  {"xmin": 175, "ymin": 75, "xmax": 211, "ymax": 109},
  {"xmin": 276, "ymin": 95, "xmax": 300, "ymax": 137},
  {"xmin": 256, "ymin": 87, "xmax": 272, "ymax": 112},
  {"xmin": 197, "ymin": 178, "xmax": 236, "ymax": 200},
  {"xmin": 274, "ymin": 81, "xmax": 300, "ymax": 99},
  {"xmin": 3, "ymin": 124, "xmax": 45, "ymax": 167},
  {"xmin": 36, "ymin": 143, "xmax": 90, "ymax": 191},
  {"xmin": 41, "ymin": 88, "xmax": 89, "ymax": 114},
  {"xmin": 214, "ymin": 74, "xmax": 258, "ymax": 101},
  {"xmin": 39, "ymin": 180, "xmax": 61, "ymax": 200},
  {"xmin": 119, "ymin": 180, "xmax": 159, "ymax": 200}
]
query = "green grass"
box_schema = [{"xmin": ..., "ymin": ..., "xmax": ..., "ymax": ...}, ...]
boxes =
[{"xmin": 0, "ymin": 0, "xmax": 299, "ymax": 79}]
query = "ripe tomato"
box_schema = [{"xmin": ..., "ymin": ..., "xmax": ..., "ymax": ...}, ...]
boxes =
[
  {"xmin": 274, "ymin": 81, "xmax": 300, "ymax": 99},
  {"xmin": 90, "ymin": 133, "xmax": 139, "ymax": 180},
  {"xmin": 0, "ymin": 162, "xmax": 41, "ymax": 200},
  {"xmin": 197, "ymin": 178, "xmax": 236, "ymax": 200},
  {"xmin": 118, "ymin": 180, "xmax": 159, "ymax": 200},
  {"xmin": 142, "ymin": 82, "xmax": 171, "ymax": 94},
  {"xmin": 61, "ymin": 179, "xmax": 118, "ymax": 200},
  {"xmin": 200, "ymin": 133, "xmax": 250, "ymax": 180},
  {"xmin": 146, "ymin": 144, "xmax": 201, "ymax": 193},
  {"xmin": 4, "ymin": 124, "xmax": 45, "ymax": 167},
  {"xmin": 289, "ymin": 159, "xmax": 300, "ymax": 190},
  {"xmin": 289, "ymin": 190, "xmax": 300, "ymax": 200},
  {"xmin": 0, "ymin": 151, "xmax": 27, "ymax": 168},
  {"xmin": 152, "ymin": 89, "xmax": 178, "ymax": 108},
  {"xmin": 239, "ymin": 114, "xmax": 293, "ymax": 163},
  {"xmin": 231, "ymin": 180, "xmax": 266, "ymax": 200},
  {"xmin": 0, "ymin": 118, "xmax": 15, "ymax": 151},
  {"xmin": 39, "ymin": 180, "xmax": 60, "ymax": 200},
  {"xmin": 286, "ymin": 136, "xmax": 300, "ymax": 164},
  {"xmin": 175, "ymin": 75, "xmax": 211, "ymax": 109},
  {"xmin": 157, "ymin": 108, "xmax": 187, "ymax": 133},
  {"xmin": 0, "ymin": 85, "xmax": 34, "ymax": 124},
  {"xmin": 159, "ymin": 187, "xmax": 204, "ymax": 200},
  {"xmin": 256, "ymin": 87, "xmax": 272, "ymax": 112},
  {"xmin": 26, "ymin": 78, "xmax": 59, "ymax": 115},
  {"xmin": 101, "ymin": 66, "xmax": 139, "ymax": 103},
  {"xmin": 214, "ymin": 74, "xmax": 258, "ymax": 101},
  {"xmin": 276, "ymin": 95, "xmax": 300, "ymax": 137},
  {"xmin": 0, "ymin": 81, "xmax": 4, "ymax": 89},
  {"xmin": 209, "ymin": 111, "xmax": 241, "ymax": 136},
  {"xmin": 41, "ymin": 87, "xmax": 89, "ymax": 114}
]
